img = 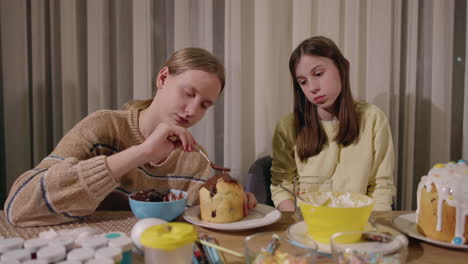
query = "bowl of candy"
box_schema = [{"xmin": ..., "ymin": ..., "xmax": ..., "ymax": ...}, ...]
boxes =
[
  {"xmin": 298, "ymin": 192, "xmax": 374, "ymax": 243},
  {"xmin": 129, "ymin": 189, "xmax": 187, "ymax": 221},
  {"xmin": 244, "ymin": 232, "xmax": 317, "ymax": 264},
  {"xmin": 330, "ymin": 231, "xmax": 408, "ymax": 264}
]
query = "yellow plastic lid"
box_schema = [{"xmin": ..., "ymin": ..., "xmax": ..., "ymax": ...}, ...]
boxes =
[{"xmin": 140, "ymin": 223, "xmax": 197, "ymax": 250}]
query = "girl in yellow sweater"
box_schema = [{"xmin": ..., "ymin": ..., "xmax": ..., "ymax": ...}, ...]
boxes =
[
  {"xmin": 271, "ymin": 36, "xmax": 395, "ymax": 211},
  {"xmin": 6, "ymin": 48, "xmax": 256, "ymax": 226}
]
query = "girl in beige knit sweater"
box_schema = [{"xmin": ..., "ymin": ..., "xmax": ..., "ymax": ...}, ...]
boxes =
[{"xmin": 5, "ymin": 48, "xmax": 256, "ymax": 227}]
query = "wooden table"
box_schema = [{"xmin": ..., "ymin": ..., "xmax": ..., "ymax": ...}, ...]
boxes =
[{"xmin": 1, "ymin": 211, "xmax": 467, "ymax": 263}]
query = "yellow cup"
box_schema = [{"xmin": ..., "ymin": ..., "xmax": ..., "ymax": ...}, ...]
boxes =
[{"xmin": 298, "ymin": 192, "xmax": 374, "ymax": 244}]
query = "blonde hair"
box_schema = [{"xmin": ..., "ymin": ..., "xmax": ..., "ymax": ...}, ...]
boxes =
[{"xmin": 122, "ymin": 48, "xmax": 225, "ymax": 110}]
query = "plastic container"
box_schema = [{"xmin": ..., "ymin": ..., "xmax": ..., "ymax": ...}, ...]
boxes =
[
  {"xmin": 22, "ymin": 260, "xmax": 47, "ymax": 264},
  {"xmin": 103, "ymin": 232, "xmax": 127, "ymax": 240},
  {"xmin": 108, "ymin": 237, "xmax": 133, "ymax": 264},
  {"xmin": 140, "ymin": 223, "xmax": 197, "ymax": 264},
  {"xmin": 86, "ymin": 258, "xmax": 114, "ymax": 264},
  {"xmin": 130, "ymin": 218, "xmax": 167, "ymax": 253},
  {"xmin": 0, "ymin": 237, "xmax": 24, "ymax": 253},
  {"xmin": 49, "ymin": 237, "xmax": 75, "ymax": 251},
  {"xmin": 66, "ymin": 247, "xmax": 95, "ymax": 262},
  {"xmin": 37, "ymin": 245, "xmax": 66, "ymax": 263},
  {"xmin": 1, "ymin": 248, "xmax": 31, "ymax": 262},
  {"xmin": 24, "ymin": 237, "xmax": 49, "ymax": 257},
  {"xmin": 298, "ymin": 192, "xmax": 374, "ymax": 243},
  {"xmin": 0, "ymin": 259, "xmax": 20, "ymax": 264},
  {"xmin": 95, "ymin": 246, "xmax": 122, "ymax": 262},
  {"xmin": 56, "ymin": 260, "xmax": 81, "ymax": 264},
  {"xmin": 81, "ymin": 236, "xmax": 108, "ymax": 250}
]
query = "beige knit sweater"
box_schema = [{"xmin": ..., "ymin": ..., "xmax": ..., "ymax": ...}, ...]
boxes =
[{"xmin": 4, "ymin": 110, "xmax": 211, "ymax": 227}]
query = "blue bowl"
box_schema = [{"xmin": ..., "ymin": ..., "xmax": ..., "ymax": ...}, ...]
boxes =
[{"xmin": 128, "ymin": 189, "xmax": 188, "ymax": 221}]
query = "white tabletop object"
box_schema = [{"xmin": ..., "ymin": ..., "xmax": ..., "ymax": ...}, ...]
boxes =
[
  {"xmin": 109, "ymin": 236, "xmax": 133, "ymax": 252},
  {"xmin": 102, "ymin": 232, "xmax": 128, "ymax": 240},
  {"xmin": 0, "ymin": 237, "xmax": 24, "ymax": 253},
  {"xmin": 130, "ymin": 218, "xmax": 167, "ymax": 251},
  {"xmin": 24, "ymin": 237, "xmax": 49, "ymax": 253},
  {"xmin": 22, "ymin": 260, "xmax": 47, "ymax": 264},
  {"xmin": 66, "ymin": 247, "xmax": 95, "ymax": 262},
  {"xmin": 0, "ymin": 259, "xmax": 20, "ymax": 264},
  {"xmin": 56, "ymin": 260, "xmax": 81, "ymax": 264},
  {"xmin": 37, "ymin": 245, "xmax": 66, "ymax": 263},
  {"xmin": 85, "ymin": 258, "xmax": 114, "ymax": 264},
  {"xmin": 49, "ymin": 237, "xmax": 75, "ymax": 251},
  {"xmin": 81, "ymin": 236, "xmax": 108, "ymax": 250},
  {"xmin": 95, "ymin": 246, "xmax": 122, "ymax": 261},
  {"xmin": 1, "ymin": 248, "xmax": 31, "ymax": 262}
]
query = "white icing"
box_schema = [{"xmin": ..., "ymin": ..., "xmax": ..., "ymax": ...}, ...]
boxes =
[{"xmin": 416, "ymin": 161, "xmax": 468, "ymax": 244}]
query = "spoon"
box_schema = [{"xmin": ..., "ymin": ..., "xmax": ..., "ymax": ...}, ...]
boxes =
[
  {"xmin": 279, "ymin": 184, "xmax": 305, "ymax": 220},
  {"xmin": 168, "ymin": 135, "xmax": 231, "ymax": 172},
  {"xmin": 278, "ymin": 184, "xmax": 306, "ymax": 202},
  {"xmin": 193, "ymin": 145, "xmax": 231, "ymax": 172}
]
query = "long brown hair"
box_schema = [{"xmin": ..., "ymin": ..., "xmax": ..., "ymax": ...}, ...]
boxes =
[
  {"xmin": 289, "ymin": 36, "xmax": 359, "ymax": 161},
  {"xmin": 123, "ymin": 48, "xmax": 225, "ymax": 110}
]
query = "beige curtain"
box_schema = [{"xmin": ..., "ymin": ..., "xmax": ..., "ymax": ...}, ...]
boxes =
[{"xmin": 1, "ymin": 0, "xmax": 466, "ymax": 210}]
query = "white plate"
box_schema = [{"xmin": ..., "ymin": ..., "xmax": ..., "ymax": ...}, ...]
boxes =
[
  {"xmin": 287, "ymin": 221, "xmax": 404, "ymax": 254},
  {"xmin": 183, "ymin": 203, "xmax": 282, "ymax": 231},
  {"xmin": 393, "ymin": 213, "xmax": 468, "ymax": 250}
]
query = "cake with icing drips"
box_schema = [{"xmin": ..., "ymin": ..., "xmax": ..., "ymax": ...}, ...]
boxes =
[
  {"xmin": 416, "ymin": 160, "xmax": 468, "ymax": 245},
  {"xmin": 199, "ymin": 173, "xmax": 244, "ymax": 223}
]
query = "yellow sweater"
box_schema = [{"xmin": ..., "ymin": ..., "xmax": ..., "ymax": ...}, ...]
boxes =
[
  {"xmin": 5, "ymin": 110, "xmax": 211, "ymax": 227},
  {"xmin": 270, "ymin": 102, "xmax": 395, "ymax": 211}
]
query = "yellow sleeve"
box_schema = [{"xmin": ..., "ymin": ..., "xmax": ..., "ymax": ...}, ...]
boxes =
[
  {"xmin": 270, "ymin": 114, "xmax": 297, "ymax": 207},
  {"xmin": 367, "ymin": 107, "xmax": 396, "ymax": 211}
]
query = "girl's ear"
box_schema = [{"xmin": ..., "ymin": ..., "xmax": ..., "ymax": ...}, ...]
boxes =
[{"xmin": 156, "ymin": 67, "xmax": 169, "ymax": 90}]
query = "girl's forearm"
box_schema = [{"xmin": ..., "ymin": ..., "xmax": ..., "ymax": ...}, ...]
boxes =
[{"xmin": 105, "ymin": 145, "xmax": 156, "ymax": 181}]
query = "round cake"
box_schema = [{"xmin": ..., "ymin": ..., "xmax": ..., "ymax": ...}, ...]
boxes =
[
  {"xmin": 416, "ymin": 160, "xmax": 468, "ymax": 245},
  {"xmin": 199, "ymin": 173, "xmax": 244, "ymax": 223}
]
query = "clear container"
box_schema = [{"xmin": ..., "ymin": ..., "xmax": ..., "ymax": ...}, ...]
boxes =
[
  {"xmin": 293, "ymin": 176, "xmax": 333, "ymax": 220},
  {"xmin": 140, "ymin": 223, "xmax": 197, "ymax": 264},
  {"xmin": 330, "ymin": 231, "xmax": 408, "ymax": 264},
  {"xmin": 244, "ymin": 232, "xmax": 317, "ymax": 264}
]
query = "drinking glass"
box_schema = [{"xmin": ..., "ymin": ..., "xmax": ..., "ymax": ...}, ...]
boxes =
[
  {"xmin": 293, "ymin": 176, "xmax": 333, "ymax": 220},
  {"xmin": 244, "ymin": 232, "xmax": 317, "ymax": 264},
  {"xmin": 330, "ymin": 231, "xmax": 408, "ymax": 264}
]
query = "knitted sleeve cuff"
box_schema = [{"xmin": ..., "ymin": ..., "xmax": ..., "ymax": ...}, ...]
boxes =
[
  {"xmin": 79, "ymin": 155, "xmax": 119, "ymax": 202},
  {"xmin": 270, "ymin": 184, "xmax": 295, "ymax": 207}
]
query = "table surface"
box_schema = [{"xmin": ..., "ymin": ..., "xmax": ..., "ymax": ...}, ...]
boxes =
[{"xmin": 1, "ymin": 210, "xmax": 467, "ymax": 263}]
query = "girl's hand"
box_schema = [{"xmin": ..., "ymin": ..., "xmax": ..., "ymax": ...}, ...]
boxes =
[
  {"xmin": 277, "ymin": 199, "xmax": 295, "ymax": 211},
  {"xmin": 243, "ymin": 192, "xmax": 258, "ymax": 217},
  {"xmin": 139, "ymin": 122, "xmax": 196, "ymax": 164}
]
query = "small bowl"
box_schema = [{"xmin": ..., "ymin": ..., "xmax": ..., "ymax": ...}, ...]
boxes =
[
  {"xmin": 298, "ymin": 192, "xmax": 374, "ymax": 243},
  {"xmin": 129, "ymin": 189, "xmax": 188, "ymax": 221}
]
